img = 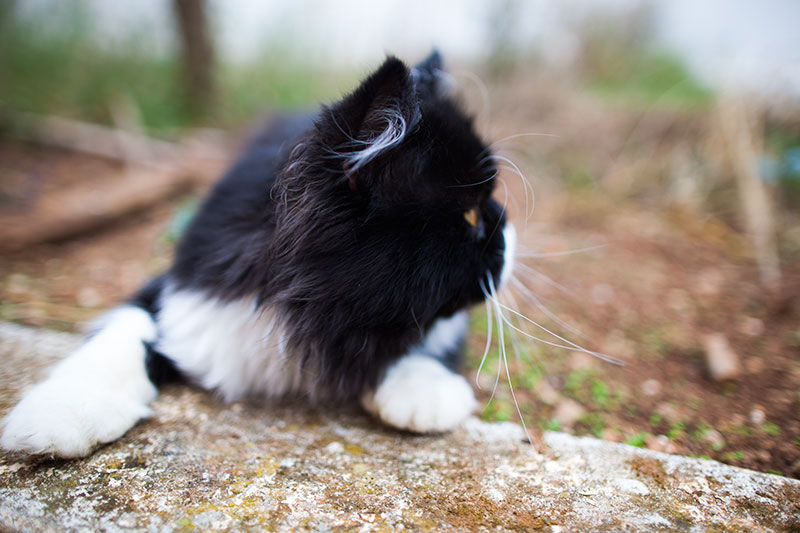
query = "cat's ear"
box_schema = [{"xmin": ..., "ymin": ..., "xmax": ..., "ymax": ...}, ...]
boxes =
[
  {"xmin": 322, "ymin": 56, "xmax": 421, "ymax": 192},
  {"xmin": 411, "ymin": 49, "xmax": 446, "ymax": 99}
]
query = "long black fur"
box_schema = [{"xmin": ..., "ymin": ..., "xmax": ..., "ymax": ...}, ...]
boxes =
[{"xmin": 140, "ymin": 53, "xmax": 507, "ymax": 401}]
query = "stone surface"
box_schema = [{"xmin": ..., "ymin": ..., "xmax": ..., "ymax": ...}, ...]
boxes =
[{"xmin": 1, "ymin": 322, "xmax": 799, "ymax": 532}]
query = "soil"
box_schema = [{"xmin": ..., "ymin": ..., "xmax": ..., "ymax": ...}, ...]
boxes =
[{"xmin": 1, "ymin": 72, "xmax": 798, "ymax": 479}]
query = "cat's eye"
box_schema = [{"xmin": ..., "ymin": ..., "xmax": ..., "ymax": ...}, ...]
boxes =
[{"xmin": 463, "ymin": 208, "xmax": 479, "ymax": 228}]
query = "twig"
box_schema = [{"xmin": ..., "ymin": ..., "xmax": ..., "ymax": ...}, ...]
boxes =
[{"xmin": 716, "ymin": 92, "xmax": 781, "ymax": 292}]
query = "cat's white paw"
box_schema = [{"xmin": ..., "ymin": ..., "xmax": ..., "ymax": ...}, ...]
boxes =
[
  {"xmin": 1, "ymin": 377, "xmax": 153, "ymax": 458},
  {"xmin": 363, "ymin": 355, "xmax": 477, "ymax": 433}
]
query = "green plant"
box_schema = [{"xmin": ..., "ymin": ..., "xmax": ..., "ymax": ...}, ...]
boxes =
[
  {"xmin": 624, "ymin": 432, "xmax": 648, "ymax": 448},
  {"xmin": 544, "ymin": 419, "xmax": 562, "ymax": 432}
]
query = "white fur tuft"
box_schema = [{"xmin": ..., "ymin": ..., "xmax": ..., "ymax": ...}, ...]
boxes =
[
  {"xmin": 155, "ymin": 287, "xmax": 307, "ymax": 401},
  {"xmin": 419, "ymin": 311, "xmax": 468, "ymax": 356},
  {"xmin": 1, "ymin": 307, "xmax": 157, "ymax": 457},
  {"xmin": 347, "ymin": 108, "xmax": 407, "ymax": 171},
  {"xmin": 500, "ymin": 223, "xmax": 517, "ymax": 287},
  {"xmin": 362, "ymin": 354, "xmax": 477, "ymax": 433}
]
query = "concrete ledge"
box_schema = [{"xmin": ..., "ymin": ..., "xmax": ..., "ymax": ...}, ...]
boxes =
[{"xmin": 1, "ymin": 322, "xmax": 798, "ymax": 531}]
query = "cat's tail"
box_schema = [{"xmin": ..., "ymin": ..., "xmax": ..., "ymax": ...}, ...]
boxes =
[{"xmin": 1, "ymin": 281, "xmax": 167, "ymax": 458}]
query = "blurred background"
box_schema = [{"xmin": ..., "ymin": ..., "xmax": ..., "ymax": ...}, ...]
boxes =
[{"xmin": 0, "ymin": 0, "xmax": 798, "ymax": 477}]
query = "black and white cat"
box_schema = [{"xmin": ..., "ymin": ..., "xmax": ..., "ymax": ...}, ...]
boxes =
[{"xmin": 1, "ymin": 52, "xmax": 516, "ymax": 458}]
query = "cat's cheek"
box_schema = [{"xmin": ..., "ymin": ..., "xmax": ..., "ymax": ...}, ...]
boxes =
[
  {"xmin": 361, "ymin": 354, "xmax": 477, "ymax": 433},
  {"xmin": 499, "ymin": 223, "xmax": 517, "ymax": 288}
]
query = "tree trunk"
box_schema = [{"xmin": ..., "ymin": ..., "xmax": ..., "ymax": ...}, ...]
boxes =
[{"xmin": 173, "ymin": 0, "xmax": 216, "ymax": 119}]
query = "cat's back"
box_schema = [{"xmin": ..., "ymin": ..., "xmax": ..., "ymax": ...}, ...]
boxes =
[{"xmin": 170, "ymin": 112, "xmax": 316, "ymax": 295}]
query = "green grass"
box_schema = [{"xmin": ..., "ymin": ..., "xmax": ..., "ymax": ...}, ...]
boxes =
[
  {"xmin": 580, "ymin": 35, "xmax": 713, "ymax": 110},
  {"xmin": 728, "ymin": 424, "xmax": 755, "ymax": 437},
  {"xmin": 0, "ymin": 2, "xmax": 351, "ymax": 137},
  {"xmin": 624, "ymin": 432, "xmax": 648, "ymax": 448}
]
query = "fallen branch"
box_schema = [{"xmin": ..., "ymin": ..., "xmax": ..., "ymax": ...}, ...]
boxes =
[
  {"xmin": 0, "ymin": 155, "xmax": 223, "ymax": 251},
  {"xmin": 5, "ymin": 111, "xmax": 179, "ymax": 164}
]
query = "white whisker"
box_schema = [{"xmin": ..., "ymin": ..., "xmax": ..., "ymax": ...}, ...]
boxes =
[
  {"xmin": 515, "ymin": 263, "xmax": 578, "ymax": 297},
  {"xmin": 487, "ymin": 276, "xmax": 531, "ymax": 442},
  {"xmin": 487, "ymin": 132, "xmax": 560, "ymax": 151},
  {"xmin": 474, "ymin": 296, "xmax": 494, "ymax": 390},
  {"xmin": 493, "ymin": 296, "xmax": 623, "ymax": 366},
  {"xmin": 492, "ymin": 154, "xmax": 536, "ymax": 221},
  {"xmin": 516, "ymin": 243, "xmax": 609, "ymax": 258},
  {"xmin": 509, "ymin": 276, "xmax": 587, "ymax": 339}
]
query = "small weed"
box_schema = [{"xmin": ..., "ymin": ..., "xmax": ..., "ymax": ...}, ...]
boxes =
[
  {"xmin": 590, "ymin": 379, "xmax": 610, "ymax": 409},
  {"xmin": 624, "ymin": 432, "xmax": 648, "ymax": 448},
  {"xmin": 544, "ymin": 419, "xmax": 562, "ymax": 432},
  {"xmin": 624, "ymin": 404, "xmax": 640, "ymax": 417},
  {"xmin": 649, "ymin": 413, "xmax": 663, "ymax": 427},
  {"xmin": 722, "ymin": 451, "xmax": 745, "ymax": 462},
  {"xmin": 667, "ymin": 422, "xmax": 685, "ymax": 441},
  {"xmin": 162, "ymin": 197, "xmax": 200, "ymax": 244},
  {"xmin": 482, "ymin": 399, "xmax": 513, "ymax": 423},
  {"xmin": 762, "ymin": 422, "xmax": 780, "ymax": 437},
  {"xmin": 578, "ymin": 412, "xmax": 606, "ymax": 438},
  {"xmin": 687, "ymin": 396, "xmax": 702, "ymax": 411},
  {"xmin": 564, "ymin": 370, "xmax": 593, "ymax": 394},
  {"xmin": 691, "ymin": 419, "xmax": 713, "ymax": 440},
  {"xmin": 728, "ymin": 424, "xmax": 754, "ymax": 437}
]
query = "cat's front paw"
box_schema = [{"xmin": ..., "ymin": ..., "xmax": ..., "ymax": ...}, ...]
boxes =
[
  {"xmin": 363, "ymin": 355, "xmax": 477, "ymax": 433},
  {"xmin": 1, "ymin": 377, "xmax": 153, "ymax": 458}
]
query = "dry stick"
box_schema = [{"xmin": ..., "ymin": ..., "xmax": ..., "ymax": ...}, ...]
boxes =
[
  {"xmin": 718, "ymin": 93, "xmax": 782, "ymax": 292},
  {"xmin": 0, "ymin": 161, "xmax": 213, "ymax": 250},
  {"xmin": 11, "ymin": 111, "xmax": 178, "ymax": 163},
  {"xmin": 0, "ymin": 113, "xmax": 227, "ymax": 250}
]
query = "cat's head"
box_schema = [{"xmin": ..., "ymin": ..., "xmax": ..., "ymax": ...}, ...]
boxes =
[{"xmin": 272, "ymin": 52, "xmax": 513, "ymax": 334}]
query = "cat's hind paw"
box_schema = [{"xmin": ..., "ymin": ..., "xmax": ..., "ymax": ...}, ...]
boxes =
[
  {"xmin": 362, "ymin": 355, "xmax": 477, "ymax": 433},
  {"xmin": 1, "ymin": 377, "xmax": 153, "ymax": 458}
]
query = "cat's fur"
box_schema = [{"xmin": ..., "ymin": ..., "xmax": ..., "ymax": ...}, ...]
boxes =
[{"xmin": 1, "ymin": 52, "xmax": 516, "ymax": 457}]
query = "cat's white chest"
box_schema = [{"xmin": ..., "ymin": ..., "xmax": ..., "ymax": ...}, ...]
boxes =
[{"xmin": 155, "ymin": 287, "xmax": 307, "ymax": 401}]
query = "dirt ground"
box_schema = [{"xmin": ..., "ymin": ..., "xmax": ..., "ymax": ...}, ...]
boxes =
[{"xmin": 1, "ymin": 72, "xmax": 798, "ymax": 478}]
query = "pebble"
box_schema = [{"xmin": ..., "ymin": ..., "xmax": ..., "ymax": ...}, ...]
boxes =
[
  {"xmin": 754, "ymin": 450, "xmax": 772, "ymax": 462},
  {"xmin": 325, "ymin": 441, "xmax": 345, "ymax": 454},
  {"xmin": 641, "ymin": 379, "xmax": 662, "ymax": 397},
  {"xmin": 535, "ymin": 380, "xmax": 561, "ymax": 406},
  {"xmin": 613, "ymin": 478, "xmax": 650, "ymax": 495},
  {"xmin": 749, "ymin": 408, "xmax": 766, "ymax": 425},
  {"xmin": 701, "ymin": 430, "xmax": 725, "ymax": 451},
  {"xmin": 701, "ymin": 333, "xmax": 741, "ymax": 382},
  {"xmin": 739, "ymin": 317, "xmax": 764, "ymax": 337},
  {"xmin": 553, "ymin": 398, "xmax": 586, "ymax": 428},
  {"xmin": 646, "ymin": 435, "xmax": 679, "ymax": 454},
  {"xmin": 655, "ymin": 402, "xmax": 683, "ymax": 424}
]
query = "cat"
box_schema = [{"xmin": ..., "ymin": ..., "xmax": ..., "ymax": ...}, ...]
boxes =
[{"xmin": 1, "ymin": 51, "xmax": 516, "ymax": 458}]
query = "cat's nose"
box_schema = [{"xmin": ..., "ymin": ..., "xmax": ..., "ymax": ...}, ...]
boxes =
[{"xmin": 499, "ymin": 223, "xmax": 516, "ymax": 288}]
